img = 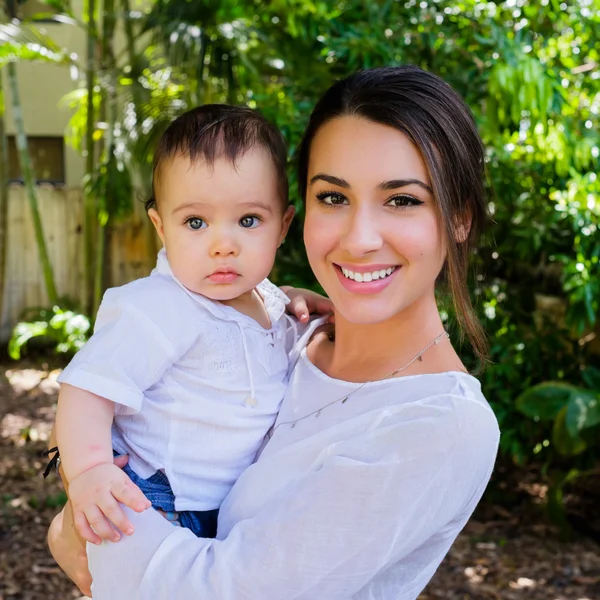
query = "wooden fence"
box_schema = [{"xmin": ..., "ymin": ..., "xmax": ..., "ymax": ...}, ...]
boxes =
[{"xmin": 0, "ymin": 185, "xmax": 158, "ymax": 341}]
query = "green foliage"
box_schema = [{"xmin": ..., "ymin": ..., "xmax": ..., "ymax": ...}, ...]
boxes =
[
  {"xmin": 515, "ymin": 370, "xmax": 600, "ymax": 529},
  {"xmin": 8, "ymin": 306, "xmax": 90, "ymax": 360},
  {"xmin": 0, "ymin": 20, "xmax": 77, "ymax": 67},
  {"xmin": 516, "ymin": 371, "xmax": 600, "ymax": 456}
]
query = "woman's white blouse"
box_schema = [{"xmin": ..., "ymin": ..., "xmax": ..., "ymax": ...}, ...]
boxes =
[
  {"xmin": 58, "ymin": 249, "xmax": 293, "ymax": 511},
  {"xmin": 88, "ymin": 335, "xmax": 500, "ymax": 600}
]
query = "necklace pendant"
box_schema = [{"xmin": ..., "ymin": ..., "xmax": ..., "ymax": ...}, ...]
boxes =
[
  {"xmin": 418, "ymin": 355, "xmax": 423, "ymax": 362},
  {"xmin": 341, "ymin": 396, "xmax": 349, "ymax": 404},
  {"xmin": 290, "ymin": 421, "xmax": 296, "ymax": 428},
  {"xmin": 315, "ymin": 410, "xmax": 321, "ymax": 418}
]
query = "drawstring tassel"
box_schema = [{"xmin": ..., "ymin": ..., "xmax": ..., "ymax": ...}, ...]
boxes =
[{"xmin": 41, "ymin": 446, "xmax": 61, "ymax": 479}]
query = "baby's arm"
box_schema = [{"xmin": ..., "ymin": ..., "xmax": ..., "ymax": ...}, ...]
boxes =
[{"xmin": 56, "ymin": 384, "xmax": 150, "ymax": 544}]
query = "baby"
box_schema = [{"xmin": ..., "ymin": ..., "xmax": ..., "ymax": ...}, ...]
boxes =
[{"xmin": 55, "ymin": 104, "xmax": 328, "ymax": 543}]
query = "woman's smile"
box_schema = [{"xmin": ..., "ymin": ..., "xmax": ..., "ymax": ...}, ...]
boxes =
[{"xmin": 334, "ymin": 263, "xmax": 401, "ymax": 294}]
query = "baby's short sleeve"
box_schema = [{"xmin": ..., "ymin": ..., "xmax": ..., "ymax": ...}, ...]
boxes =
[{"xmin": 58, "ymin": 285, "xmax": 186, "ymax": 413}]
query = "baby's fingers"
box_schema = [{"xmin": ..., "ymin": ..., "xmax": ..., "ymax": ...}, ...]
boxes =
[
  {"xmin": 73, "ymin": 509, "xmax": 101, "ymax": 545},
  {"xmin": 86, "ymin": 505, "xmax": 121, "ymax": 542},
  {"xmin": 112, "ymin": 478, "xmax": 151, "ymax": 513},
  {"xmin": 99, "ymin": 496, "xmax": 134, "ymax": 536},
  {"xmin": 288, "ymin": 296, "xmax": 309, "ymax": 322}
]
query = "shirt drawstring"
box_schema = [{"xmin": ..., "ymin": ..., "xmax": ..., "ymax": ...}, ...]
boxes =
[
  {"xmin": 283, "ymin": 313, "xmax": 298, "ymax": 351},
  {"xmin": 236, "ymin": 321, "xmax": 257, "ymax": 407}
]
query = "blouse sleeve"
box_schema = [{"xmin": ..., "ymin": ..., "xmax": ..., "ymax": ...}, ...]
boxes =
[
  {"xmin": 87, "ymin": 400, "xmax": 499, "ymax": 599},
  {"xmin": 57, "ymin": 288, "xmax": 191, "ymax": 413}
]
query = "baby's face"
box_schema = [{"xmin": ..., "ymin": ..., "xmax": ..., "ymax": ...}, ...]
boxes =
[{"xmin": 149, "ymin": 146, "xmax": 294, "ymax": 301}]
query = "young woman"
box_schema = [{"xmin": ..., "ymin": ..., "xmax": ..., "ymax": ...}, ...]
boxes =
[{"xmin": 49, "ymin": 65, "xmax": 499, "ymax": 600}]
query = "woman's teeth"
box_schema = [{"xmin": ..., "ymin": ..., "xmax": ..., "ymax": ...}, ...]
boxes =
[{"xmin": 341, "ymin": 267, "xmax": 396, "ymax": 283}]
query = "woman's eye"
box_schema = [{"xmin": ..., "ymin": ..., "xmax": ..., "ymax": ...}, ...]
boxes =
[
  {"xmin": 316, "ymin": 192, "xmax": 348, "ymax": 206},
  {"xmin": 386, "ymin": 195, "xmax": 424, "ymax": 208},
  {"xmin": 186, "ymin": 217, "xmax": 206, "ymax": 230},
  {"xmin": 240, "ymin": 215, "xmax": 261, "ymax": 228}
]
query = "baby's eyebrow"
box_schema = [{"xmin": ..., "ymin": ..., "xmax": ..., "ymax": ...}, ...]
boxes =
[
  {"xmin": 171, "ymin": 201, "xmax": 274, "ymax": 215},
  {"xmin": 172, "ymin": 202, "xmax": 206, "ymax": 214},
  {"xmin": 238, "ymin": 202, "xmax": 273, "ymax": 214}
]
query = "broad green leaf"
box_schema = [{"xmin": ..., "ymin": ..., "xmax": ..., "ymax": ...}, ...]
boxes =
[
  {"xmin": 516, "ymin": 382, "xmax": 575, "ymax": 420},
  {"xmin": 565, "ymin": 391, "xmax": 600, "ymax": 436},
  {"xmin": 552, "ymin": 406, "xmax": 588, "ymax": 457},
  {"xmin": 582, "ymin": 367, "xmax": 600, "ymax": 391}
]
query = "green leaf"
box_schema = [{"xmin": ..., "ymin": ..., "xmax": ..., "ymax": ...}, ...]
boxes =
[
  {"xmin": 516, "ymin": 382, "xmax": 575, "ymax": 420},
  {"xmin": 582, "ymin": 367, "xmax": 600, "ymax": 391},
  {"xmin": 565, "ymin": 391, "xmax": 600, "ymax": 436},
  {"xmin": 552, "ymin": 406, "xmax": 588, "ymax": 457}
]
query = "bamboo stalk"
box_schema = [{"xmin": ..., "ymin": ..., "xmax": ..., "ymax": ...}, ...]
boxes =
[
  {"xmin": 6, "ymin": 62, "xmax": 58, "ymax": 305},
  {"xmin": 0, "ymin": 73, "xmax": 9, "ymax": 323},
  {"xmin": 83, "ymin": 0, "xmax": 97, "ymax": 314}
]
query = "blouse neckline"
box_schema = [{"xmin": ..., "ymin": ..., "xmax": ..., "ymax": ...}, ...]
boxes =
[{"xmin": 299, "ymin": 346, "xmax": 478, "ymax": 388}]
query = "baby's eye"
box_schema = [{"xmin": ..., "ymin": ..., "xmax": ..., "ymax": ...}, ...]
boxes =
[
  {"xmin": 385, "ymin": 195, "xmax": 424, "ymax": 208},
  {"xmin": 240, "ymin": 215, "xmax": 261, "ymax": 228},
  {"xmin": 186, "ymin": 217, "xmax": 206, "ymax": 230},
  {"xmin": 316, "ymin": 192, "xmax": 348, "ymax": 206}
]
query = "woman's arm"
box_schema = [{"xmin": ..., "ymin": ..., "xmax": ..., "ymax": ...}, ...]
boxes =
[{"xmin": 87, "ymin": 401, "xmax": 499, "ymax": 600}]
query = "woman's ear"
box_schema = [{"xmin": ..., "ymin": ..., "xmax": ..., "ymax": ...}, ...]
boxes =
[{"xmin": 453, "ymin": 212, "xmax": 471, "ymax": 244}]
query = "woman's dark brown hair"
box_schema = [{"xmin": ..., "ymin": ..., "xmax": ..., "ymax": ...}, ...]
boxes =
[{"xmin": 296, "ymin": 65, "xmax": 488, "ymax": 363}]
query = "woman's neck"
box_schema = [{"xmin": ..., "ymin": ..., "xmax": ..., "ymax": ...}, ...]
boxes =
[{"xmin": 322, "ymin": 294, "xmax": 458, "ymax": 382}]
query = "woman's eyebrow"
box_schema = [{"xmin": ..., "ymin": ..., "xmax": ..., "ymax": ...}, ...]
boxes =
[
  {"xmin": 378, "ymin": 179, "xmax": 433, "ymax": 194},
  {"xmin": 309, "ymin": 173, "xmax": 432, "ymax": 194},
  {"xmin": 309, "ymin": 174, "xmax": 350, "ymax": 188}
]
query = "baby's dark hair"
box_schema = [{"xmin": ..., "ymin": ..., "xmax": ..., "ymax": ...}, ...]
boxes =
[{"xmin": 146, "ymin": 104, "xmax": 289, "ymax": 210}]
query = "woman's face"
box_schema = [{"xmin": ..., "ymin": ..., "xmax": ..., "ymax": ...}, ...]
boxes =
[{"xmin": 303, "ymin": 115, "xmax": 446, "ymax": 325}]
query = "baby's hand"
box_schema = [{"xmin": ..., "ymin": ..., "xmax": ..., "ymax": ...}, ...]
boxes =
[
  {"xmin": 68, "ymin": 462, "xmax": 151, "ymax": 545},
  {"xmin": 282, "ymin": 286, "xmax": 333, "ymax": 323}
]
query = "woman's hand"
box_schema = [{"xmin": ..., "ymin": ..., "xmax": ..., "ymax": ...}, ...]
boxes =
[
  {"xmin": 281, "ymin": 286, "xmax": 333, "ymax": 323},
  {"xmin": 48, "ymin": 501, "xmax": 93, "ymax": 597}
]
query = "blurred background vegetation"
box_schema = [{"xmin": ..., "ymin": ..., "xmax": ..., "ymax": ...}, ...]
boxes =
[{"xmin": 0, "ymin": 0, "xmax": 599, "ymax": 534}]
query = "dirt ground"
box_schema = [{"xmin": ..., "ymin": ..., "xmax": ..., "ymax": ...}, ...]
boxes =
[{"xmin": 1, "ymin": 356, "xmax": 599, "ymax": 600}]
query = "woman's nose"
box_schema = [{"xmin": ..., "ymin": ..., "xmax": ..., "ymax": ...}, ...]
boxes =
[{"xmin": 339, "ymin": 207, "xmax": 384, "ymax": 256}]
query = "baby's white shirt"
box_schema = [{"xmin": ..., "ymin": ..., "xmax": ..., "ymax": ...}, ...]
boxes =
[{"xmin": 58, "ymin": 249, "xmax": 294, "ymax": 511}]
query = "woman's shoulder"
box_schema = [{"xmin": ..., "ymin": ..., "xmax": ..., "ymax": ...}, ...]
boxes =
[{"xmin": 367, "ymin": 372, "xmax": 499, "ymax": 458}]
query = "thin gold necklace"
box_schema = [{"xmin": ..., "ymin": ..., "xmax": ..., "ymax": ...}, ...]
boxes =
[{"xmin": 270, "ymin": 330, "xmax": 450, "ymax": 436}]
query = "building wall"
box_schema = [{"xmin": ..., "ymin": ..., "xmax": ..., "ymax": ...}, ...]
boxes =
[{"xmin": 2, "ymin": 14, "xmax": 87, "ymax": 186}]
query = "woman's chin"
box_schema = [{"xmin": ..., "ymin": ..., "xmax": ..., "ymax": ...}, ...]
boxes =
[{"xmin": 333, "ymin": 298, "xmax": 401, "ymax": 326}]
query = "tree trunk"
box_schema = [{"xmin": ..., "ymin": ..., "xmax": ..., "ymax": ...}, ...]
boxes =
[
  {"xmin": 121, "ymin": 0, "xmax": 158, "ymax": 260},
  {"xmin": 92, "ymin": 0, "xmax": 116, "ymax": 315},
  {"xmin": 6, "ymin": 62, "xmax": 58, "ymax": 305},
  {"xmin": 83, "ymin": 0, "xmax": 98, "ymax": 314}
]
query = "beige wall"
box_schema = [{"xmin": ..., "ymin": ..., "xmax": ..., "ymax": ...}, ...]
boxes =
[{"xmin": 3, "ymin": 12, "xmax": 87, "ymax": 186}]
